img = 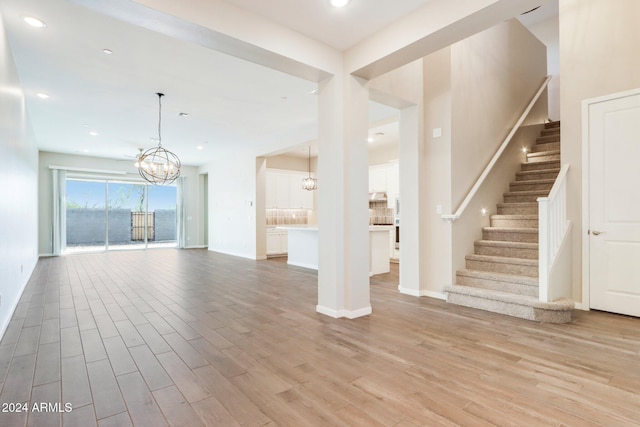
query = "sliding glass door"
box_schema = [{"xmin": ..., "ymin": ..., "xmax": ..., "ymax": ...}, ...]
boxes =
[
  {"xmin": 148, "ymin": 184, "xmax": 177, "ymax": 248},
  {"xmin": 107, "ymin": 182, "xmax": 147, "ymax": 250},
  {"xmin": 65, "ymin": 179, "xmax": 106, "ymax": 252},
  {"xmin": 65, "ymin": 178, "xmax": 177, "ymax": 252}
]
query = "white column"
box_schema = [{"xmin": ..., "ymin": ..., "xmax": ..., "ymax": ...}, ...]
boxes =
[
  {"xmin": 397, "ymin": 106, "xmax": 425, "ymax": 296},
  {"xmin": 316, "ymin": 72, "xmax": 372, "ymax": 319}
]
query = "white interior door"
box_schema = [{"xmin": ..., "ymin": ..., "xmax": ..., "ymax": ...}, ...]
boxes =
[{"xmin": 588, "ymin": 91, "xmax": 640, "ymax": 317}]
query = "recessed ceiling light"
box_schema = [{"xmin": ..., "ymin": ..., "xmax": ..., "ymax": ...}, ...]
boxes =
[
  {"xmin": 179, "ymin": 112, "xmax": 189, "ymax": 117},
  {"xmin": 89, "ymin": 131, "xmax": 98, "ymax": 136},
  {"xmin": 24, "ymin": 16, "xmax": 46, "ymax": 28},
  {"xmin": 310, "ymin": 89, "xmax": 318, "ymax": 95},
  {"xmin": 197, "ymin": 145, "xmax": 204, "ymax": 150},
  {"xmin": 36, "ymin": 93, "xmax": 49, "ymax": 99},
  {"xmin": 330, "ymin": 0, "xmax": 350, "ymax": 7},
  {"xmin": 375, "ymin": 132, "xmax": 385, "ymax": 136},
  {"xmin": 368, "ymin": 137, "xmax": 374, "ymax": 143},
  {"xmin": 103, "ymin": 49, "xmax": 113, "ymax": 55}
]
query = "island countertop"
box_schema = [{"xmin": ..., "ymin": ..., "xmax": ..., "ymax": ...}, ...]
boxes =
[
  {"xmin": 279, "ymin": 225, "xmax": 391, "ymax": 275},
  {"xmin": 277, "ymin": 225, "xmax": 391, "ymax": 231}
]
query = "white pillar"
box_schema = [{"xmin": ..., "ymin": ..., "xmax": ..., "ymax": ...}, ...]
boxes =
[
  {"xmin": 398, "ymin": 105, "xmax": 426, "ymax": 296},
  {"xmin": 316, "ymin": 72, "xmax": 372, "ymax": 319}
]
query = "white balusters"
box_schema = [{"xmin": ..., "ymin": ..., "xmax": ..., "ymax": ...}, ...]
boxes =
[{"xmin": 538, "ymin": 164, "xmax": 570, "ymax": 302}]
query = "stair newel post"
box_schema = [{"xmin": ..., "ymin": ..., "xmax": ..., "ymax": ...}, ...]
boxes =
[{"xmin": 538, "ymin": 196, "xmax": 550, "ymax": 302}]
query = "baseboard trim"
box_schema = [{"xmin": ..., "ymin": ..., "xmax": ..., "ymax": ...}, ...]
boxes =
[
  {"xmin": 316, "ymin": 305, "xmax": 372, "ymax": 319},
  {"xmin": 184, "ymin": 245, "xmax": 207, "ymax": 249},
  {"xmin": 398, "ymin": 286, "xmax": 447, "ymax": 300},
  {"xmin": 574, "ymin": 302, "xmax": 588, "ymax": 311},
  {"xmin": 287, "ymin": 261, "xmax": 318, "ymax": 270},
  {"xmin": 0, "ymin": 258, "xmax": 37, "ymax": 341},
  {"xmin": 255, "ymin": 255, "xmax": 267, "ymax": 261}
]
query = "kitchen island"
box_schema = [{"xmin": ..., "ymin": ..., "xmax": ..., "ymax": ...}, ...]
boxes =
[{"xmin": 277, "ymin": 225, "xmax": 392, "ymax": 275}]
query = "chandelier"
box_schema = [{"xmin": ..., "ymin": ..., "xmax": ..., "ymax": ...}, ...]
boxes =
[
  {"xmin": 136, "ymin": 93, "xmax": 181, "ymax": 185},
  {"xmin": 302, "ymin": 146, "xmax": 317, "ymax": 191}
]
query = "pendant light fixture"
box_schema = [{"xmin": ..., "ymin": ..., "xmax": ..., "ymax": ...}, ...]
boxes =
[
  {"xmin": 136, "ymin": 93, "xmax": 181, "ymax": 185},
  {"xmin": 302, "ymin": 146, "xmax": 317, "ymax": 191}
]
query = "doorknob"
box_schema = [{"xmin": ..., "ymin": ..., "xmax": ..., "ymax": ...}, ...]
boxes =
[{"xmin": 592, "ymin": 230, "xmax": 603, "ymax": 236}]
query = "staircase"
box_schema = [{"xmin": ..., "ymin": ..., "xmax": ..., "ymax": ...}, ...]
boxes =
[{"xmin": 445, "ymin": 121, "xmax": 573, "ymax": 323}]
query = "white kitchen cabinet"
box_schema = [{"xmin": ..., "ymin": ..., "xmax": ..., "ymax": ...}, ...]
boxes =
[
  {"xmin": 368, "ymin": 162, "xmax": 399, "ymax": 209},
  {"xmin": 289, "ymin": 174, "xmax": 314, "ymax": 209},
  {"xmin": 275, "ymin": 174, "xmax": 290, "ymax": 208},
  {"xmin": 266, "ymin": 173, "xmax": 277, "ymax": 208},
  {"xmin": 369, "ymin": 165, "xmax": 387, "ymax": 193},
  {"xmin": 266, "ymin": 170, "xmax": 314, "ymax": 209},
  {"xmin": 266, "ymin": 228, "xmax": 288, "ymax": 255}
]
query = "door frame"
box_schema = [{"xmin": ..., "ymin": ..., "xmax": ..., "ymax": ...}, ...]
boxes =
[{"xmin": 581, "ymin": 87, "xmax": 640, "ymax": 311}]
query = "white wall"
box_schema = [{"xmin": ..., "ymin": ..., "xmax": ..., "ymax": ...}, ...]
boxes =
[
  {"xmin": 560, "ymin": 0, "xmax": 640, "ymax": 304},
  {"xmin": 266, "ymin": 154, "xmax": 316, "ymax": 172},
  {"xmin": 0, "ymin": 13, "xmax": 39, "ymax": 338},
  {"xmin": 38, "ymin": 152, "xmax": 203, "ymax": 254},
  {"xmin": 526, "ymin": 15, "xmax": 560, "ymax": 121},
  {"xmin": 201, "ymin": 152, "xmax": 259, "ymax": 259},
  {"xmin": 450, "ymin": 19, "xmax": 547, "ymax": 208},
  {"xmin": 368, "ymin": 145, "xmax": 399, "ymax": 166}
]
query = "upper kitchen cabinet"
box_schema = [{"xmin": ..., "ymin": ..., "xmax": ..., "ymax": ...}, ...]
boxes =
[
  {"xmin": 266, "ymin": 169, "xmax": 314, "ymax": 209},
  {"xmin": 368, "ymin": 161, "xmax": 399, "ymax": 209},
  {"xmin": 289, "ymin": 175, "xmax": 313, "ymax": 209},
  {"xmin": 369, "ymin": 165, "xmax": 387, "ymax": 193}
]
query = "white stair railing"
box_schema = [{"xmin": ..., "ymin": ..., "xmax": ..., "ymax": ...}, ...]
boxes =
[
  {"xmin": 537, "ymin": 163, "xmax": 570, "ymax": 301},
  {"xmin": 442, "ymin": 75, "xmax": 552, "ymax": 222}
]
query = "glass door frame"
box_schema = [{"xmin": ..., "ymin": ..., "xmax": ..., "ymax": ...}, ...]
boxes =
[{"xmin": 64, "ymin": 174, "xmax": 178, "ymax": 253}]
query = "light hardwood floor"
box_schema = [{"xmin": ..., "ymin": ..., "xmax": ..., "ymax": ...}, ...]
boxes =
[{"xmin": 0, "ymin": 249, "xmax": 639, "ymax": 426}]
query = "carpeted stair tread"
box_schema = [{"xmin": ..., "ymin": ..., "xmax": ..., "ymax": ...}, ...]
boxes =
[
  {"xmin": 445, "ymin": 285, "xmax": 574, "ymax": 311},
  {"xmin": 456, "ymin": 268, "xmax": 538, "ymax": 286},
  {"xmin": 536, "ymin": 134, "xmax": 560, "ymax": 144},
  {"xmin": 516, "ymin": 169, "xmax": 560, "ymax": 180},
  {"xmin": 483, "ymin": 226, "xmax": 538, "ymax": 233},
  {"xmin": 503, "ymin": 190, "xmax": 549, "ymax": 197},
  {"xmin": 510, "ymin": 178, "xmax": 555, "ymax": 186},
  {"xmin": 497, "ymin": 202, "xmax": 538, "ymax": 208},
  {"xmin": 521, "ymin": 159, "xmax": 561, "ymax": 170},
  {"xmin": 466, "ymin": 253, "xmax": 538, "ymax": 267},
  {"xmin": 474, "ymin": 240, "xmax": 538, "ymax": 249}
]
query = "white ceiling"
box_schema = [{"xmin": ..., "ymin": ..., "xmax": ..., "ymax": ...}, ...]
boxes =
[
  {"xmin": 0, "ymin": 0, "xmax": 555, "ymax": 166},
  {"xmin": 221, "ymin": 0, "xmax": 434, "ymax": 51}
]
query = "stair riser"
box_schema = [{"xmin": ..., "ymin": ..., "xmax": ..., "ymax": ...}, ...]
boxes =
[
  {"xmin": 516, "ymin": 171, "xmax": 560, "ymax": 181},
  {"xmin": 526, "ymin": 153, "xmax": 561, "ymax": 163},
  {"xmin": 504, "ymin": 194, "xmax": 544, "ymax": 203},
  {"xmin": 533, "ymin": 142, "xmax": 560, "ymax": 152},
  {"xmin": 497, "ymin": 205, "xmax": 538, "ymax": 215},
  {"xmin": 510, "ymin": 182, "xmax": 553, "ymax": 192},
  {"xmin": 545, "ymin": 122, "xmax": 561, "ymax": 129},
  {"xmin": 489, "ymin": 218, "xmax": 539, "ymax": 228},
  {"xmin": 483, "ymin": 229, "xmax": 538, "ymax": 243},
  {"xmin": 466, "ymin": 259, "xmax": 538, "ymax": 277},
  {"xmin": 474, "ymin": 244, "xmax": 538, "ymax": 259},
  {"xmin": 521, "ymin": 161, "xmax": 561, "ymax": 171},
  {"xmin": 456, "ymin": 274, "xmax": 539, "ymax": 296},
  {"xmin": 445, "ymin": 293, "xmax": 571, "ymax": 323},
  {"xmin": 536, "ymin": 135, "xmax": 560, "ymax": 144},
  {"xmin": 541, "ymin": 128, "xmax": 560, "ymax": 137}
]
